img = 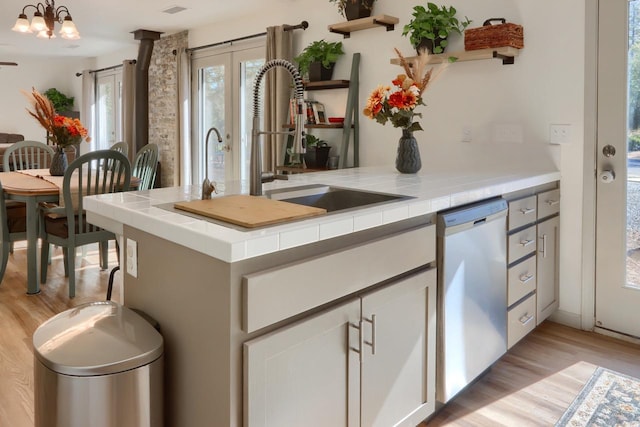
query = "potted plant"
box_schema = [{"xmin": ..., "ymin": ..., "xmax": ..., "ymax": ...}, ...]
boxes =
[
  {"xmin": 304, "ymin": 134, "xmax": 331, "ymax": 168},
  {"xmin": 402, "ymin": 2, "xmax": 471, "ymax": 54},
  {"xmin": 329, "ymin": 0, "xmax": 376, "ymax": 21},
  {"xmin": 294, "ymin": 40, "xmax": 344, "ymax": 82},
  {"xmin": 44, "ymin": 88, "xmax": 75, "ymax": 113}
]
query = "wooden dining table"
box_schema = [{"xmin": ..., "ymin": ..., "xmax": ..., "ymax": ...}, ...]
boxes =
[{"xmin": 0, "ymin": 169, "xmax": 137, "ymax": 294}]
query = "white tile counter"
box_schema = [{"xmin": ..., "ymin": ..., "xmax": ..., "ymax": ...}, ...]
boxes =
[{"xmin": 84, "ymin": 166, "xmax": 560, "ymax": 263}]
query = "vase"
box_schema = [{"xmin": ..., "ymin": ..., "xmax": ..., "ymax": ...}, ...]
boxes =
[
  {"xmin": 344, "ymin": 0, "xmax": 374, "ymax": 21},
  {"xmin": 49, "ymin": 147, "xmax": 68, "ymax": 176},
  {"xmin": 395, "ymin": 129, "xmax": 422, "ymax": 174}
]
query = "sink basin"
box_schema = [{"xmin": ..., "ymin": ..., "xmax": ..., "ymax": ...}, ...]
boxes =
[{"xmin": 265, "ymin": 184, "xmax": 412, "ymax": 213}]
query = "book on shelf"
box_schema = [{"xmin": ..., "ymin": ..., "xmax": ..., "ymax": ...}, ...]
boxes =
[
  {"xmin": 305, "ymin": 100, "xmax": 316, "ymax": 125},
  {"xmin": 312, "ymin": 102, "xmax": 327, "ymax": 124}
]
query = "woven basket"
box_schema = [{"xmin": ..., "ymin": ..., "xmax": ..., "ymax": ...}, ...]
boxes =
[{"xmin": 464, "ymin": 18, "xmax": 524, "ymax": 51}]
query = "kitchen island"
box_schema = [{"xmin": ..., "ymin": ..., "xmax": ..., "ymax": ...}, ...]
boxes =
[{"xmin": 84, "ymin": 165, "xmax": 560, "ymax": 427}]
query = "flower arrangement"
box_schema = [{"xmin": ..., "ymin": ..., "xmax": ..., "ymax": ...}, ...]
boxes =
[
  {"xmin": 24, "ymin": 88, "xmax": 90, "ymax": 148},
  {"xmin": 363, "ymin": 48, "xmax": 450, "ymax": 132}
]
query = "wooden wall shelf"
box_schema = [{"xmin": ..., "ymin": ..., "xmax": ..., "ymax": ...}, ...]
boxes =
[
  {"xmin": 304, "ymin": 80, "xmax": 350, "ymax": 90},
  {"xmin": 329, "ymin": 15, "xmax": 399, "ymax": 38},
  {"xmin": 390, "ymin": 46, "xmax": 521, "ymax": 66}
]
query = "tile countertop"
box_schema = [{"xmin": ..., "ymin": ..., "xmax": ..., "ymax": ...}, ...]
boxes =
[{"xmin": 84, "ymin": 166, "xmax": 560, "ymax": 263}]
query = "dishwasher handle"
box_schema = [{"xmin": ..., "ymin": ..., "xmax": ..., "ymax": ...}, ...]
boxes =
[{"xmin": 439, "ymin": 207, "xmax": 507, "ymax": 236}]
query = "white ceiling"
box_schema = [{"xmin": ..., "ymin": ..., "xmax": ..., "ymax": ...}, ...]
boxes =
[{"xmin": 0, "ymin": 0, "xmax": 287, "ymax": 59}]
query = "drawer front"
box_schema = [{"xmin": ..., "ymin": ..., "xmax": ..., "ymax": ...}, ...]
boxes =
[
  {"xmin": 508, "ymin": 196, "xmax": 537, "ymax": 230},
  {"xmin": 507, "ymin": 294, "xmax": 536, "ymax": 349},
  {"xmin": 508, "ymin": 225, "xmax": 537, "ymax": 264},
  {"xmin": 243, "ymin": 224, "xmax": 436, "ymax": 333},
  {"xmin": 537, "ymin": 189, "xmax": 560, "ymax": 219},
  {"xmin": 507, "ymin": 256, "xmax": 536, "ymax": 307}
]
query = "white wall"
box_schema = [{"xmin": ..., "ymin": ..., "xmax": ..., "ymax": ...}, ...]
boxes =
[
  {"xmin": 0, "ymin": 55, "xmax": 91, "ymax": 140},
  {"xmin": 7, "ymin": 0, "xmax": 583, "ymax": 323},
  {"xmin": 189, "ymin": 0, "xmax": 586, "ymax": 322}
]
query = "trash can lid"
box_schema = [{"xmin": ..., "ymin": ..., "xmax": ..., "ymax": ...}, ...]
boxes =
[{"xmin": 33, "ymin": 301, "xmax": 164, "ymax": 376}]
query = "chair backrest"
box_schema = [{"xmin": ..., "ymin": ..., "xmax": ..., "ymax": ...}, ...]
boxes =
[
  {"xmin": 133, "ymin": 143, "xmax": 159, "ymax": 190},
  {"xmin": 3, "ymin": 140, "xmax": 55, "ymax": 171},
  {"xmin": 0, "ymin": 181, "xmax": 9, "ymax": 244},
  {"xmin": 109, "ymin": 141, "xmax": 129, "ymax": 158},
  {"xmin": 62, "ymin": 150, "xmax": 131, "ymax": 235}
]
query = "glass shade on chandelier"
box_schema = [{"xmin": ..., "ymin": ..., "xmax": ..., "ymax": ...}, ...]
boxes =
[{"xmin": 11, "ymin": 0, "xmax": 80, "ymax": 40}]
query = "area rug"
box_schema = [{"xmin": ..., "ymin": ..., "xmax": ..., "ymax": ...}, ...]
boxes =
[{"xmin": 555, "ymin": 367, "xmax": 640, "ymax": 426}]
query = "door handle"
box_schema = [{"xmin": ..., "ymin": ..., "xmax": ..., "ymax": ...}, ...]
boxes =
[
  {"xmin": 599, "ymin": 170, "xmax": 615, "ymax": 183},
  {"xmin": 539, "ymin": 234, "xmax": 548, "ymax": 258},
  {"xmin": 349, "ymin": 322, "xmax": 362, "ymax": 362}
]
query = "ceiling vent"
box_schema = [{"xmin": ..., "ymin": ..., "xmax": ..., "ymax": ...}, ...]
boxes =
[{"xmin": 162, "ymin": 5, "xmax": 188, "ymax": 14}]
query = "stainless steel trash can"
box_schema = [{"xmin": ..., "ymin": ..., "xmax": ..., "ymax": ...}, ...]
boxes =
[{"xmin": 33, "ymin": 301, "xmax": 164, "ymax": 427}]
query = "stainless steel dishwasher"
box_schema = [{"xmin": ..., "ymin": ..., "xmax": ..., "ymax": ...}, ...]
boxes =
[{"xmin": 436, "ymin": 198, "xmax": 508, "ymax": 404}]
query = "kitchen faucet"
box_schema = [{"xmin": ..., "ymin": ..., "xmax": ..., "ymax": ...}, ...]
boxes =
[
  {"xmin": 250, "ymin": 59, "xmax": 305, "ymax": 196},
  {"xmin": 202, "ymin": 126, "xmax": 222, "ymax": 200}
]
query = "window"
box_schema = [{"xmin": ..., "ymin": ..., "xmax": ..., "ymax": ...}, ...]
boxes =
[{"xmin": 95, "ymin": 71, "xmax": 123, "ymax": 150}]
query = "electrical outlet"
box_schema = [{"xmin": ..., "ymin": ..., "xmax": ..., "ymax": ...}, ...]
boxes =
[
  {"xmin": 493, "ymin": 124, "xmax": 523, "ymax": 144},
  {"xmin": 549, "ymin": 124, "xmax": 571, "ymax": 144},
  {"xmin": 461, "ymin": 125, "xmax": 472, "ymax": 142},
  {"xmin": 126, "ymin": 238, "xmax": 138, "ymax": 278}
]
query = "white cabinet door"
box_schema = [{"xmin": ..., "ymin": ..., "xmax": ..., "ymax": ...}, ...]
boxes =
[
  {"xmin": 537, "ymin": 216, "xmax": 560, "ymax": 324},
  {"xmin": 360, "ymin": 269, "xmax": 437, "ymax": 427},
  {"xmin": 243, "ymin": 299, "xmax": 361, "ymax": 427}
]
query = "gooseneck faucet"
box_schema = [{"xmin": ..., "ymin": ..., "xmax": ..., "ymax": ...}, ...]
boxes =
[
  {"xmin": 250, "ymin": 59, "xmax": 306, "ymax": 196},
  {"xmin": 202, "ymin": 126, "xmax": 222, "ymax": 199}
]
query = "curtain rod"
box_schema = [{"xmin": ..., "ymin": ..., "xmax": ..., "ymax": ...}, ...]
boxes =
[
  {"xmin": 75, "ymin": 60, "xmax": 137, "ymax": 77},
  {"xmin": 174, "ymin": 20, "xmax": 309, "ymax": 55}
]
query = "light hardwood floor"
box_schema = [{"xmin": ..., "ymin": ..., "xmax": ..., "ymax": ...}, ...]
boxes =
[
  {"xmin": 2, "ymin": 244, "xmax": 640, "ymax": 427},
  {"xmin": 0, "ymin": 242, "xmax": 121, "ymax": 427}
]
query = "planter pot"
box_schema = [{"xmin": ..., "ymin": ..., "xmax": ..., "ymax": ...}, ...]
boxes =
[
  {"xmin": 417, "ymin": 36, "xmax": 447, "ymax": 55},
  {"xmin": 304, "ymin": 145, "xmax": 331, "ymax": 169},
  {"xmin": 308, "ymin": 62, "xmax": 335, "ymax": 82},
  {"xmin": 345, "ymin": 0, "xmax": 375, "ymax": 21}
]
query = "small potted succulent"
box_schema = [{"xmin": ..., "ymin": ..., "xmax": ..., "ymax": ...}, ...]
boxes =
[
  {"xmin": 402, "ymin": 2, "xmax": 472, "ymax": 54},
  {"xmin": 329, "ymin": 0, "xmax": 377, "ymax": 21},
  {"xmin": 294, "ymin": 40, "xmax": 345, "ymax": 82}
]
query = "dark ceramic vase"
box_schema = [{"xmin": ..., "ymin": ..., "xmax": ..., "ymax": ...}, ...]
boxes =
[
  {"xmin": 395, "ymin": 129, "xmax": 422, "ymax": 174},
  {"xmin": 49, "ymin": 147, "xmax": 68, "ymax": 176},
  {"xmin": 344, "ymin": 0, "xmax": 374, "ymax": 21}
]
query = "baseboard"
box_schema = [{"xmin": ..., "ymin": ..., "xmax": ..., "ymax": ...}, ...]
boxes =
[
  {"xmin": 594, "ymin": 327, "xmax": 640, "ymax": 345},
  {"xmin": 548, "ymin": 309, "xmax": 583, "ymax": 329}
]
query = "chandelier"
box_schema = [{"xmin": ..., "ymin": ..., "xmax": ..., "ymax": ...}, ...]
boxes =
[{"xmin": 11, "ymin": 0, "xmax": 80, "ymax": 40}]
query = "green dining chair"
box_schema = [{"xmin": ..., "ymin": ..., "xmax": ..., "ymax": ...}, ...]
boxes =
[
  {"xmin": 39, "ymin": 150, "xmax": 131, "ymax": 298},
  {"xmin": 3, "ymin": 140, "xmax": 54, "ymax": 171},
  {"xmin": 0, "ymin": 181, "xmax": 27, "ymax": 284},
  {"xmin": 133, "ymin": 143, "xmax": 159, "ymax": 190}
]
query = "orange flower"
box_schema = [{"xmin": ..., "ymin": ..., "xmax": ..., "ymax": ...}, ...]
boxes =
[{"xmin": 363, "ymin": 85, "xmax": 389, "ymax": 119}]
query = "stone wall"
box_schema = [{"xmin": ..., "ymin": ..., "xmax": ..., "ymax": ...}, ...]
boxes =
[{"xmin": 148, "ymin": 30, "xmax": 188, "ymax": 187}]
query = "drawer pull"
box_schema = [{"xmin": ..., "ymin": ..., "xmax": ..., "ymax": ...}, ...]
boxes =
[
  {"xmin": 519, "ymin": 273, "xmax": 534, "ymax": 284},
  {"xmin": 520, "ymin": 239, "xmax": 535, "ymax": 247},
  {"xmin": 546, "ymin": 199, "xmax": 560, "ymax": 206},
  {"xmin": 519, "ymin": 313, "xmax": 535, "ymax": 326},
  {"xmin": 519, "ymin": 207, "xmax": 536, "ymax": 215},
  {"xmin": 363, "ymin": 315, "xmax": 376, "ymax": 355},
  {"xmin": 349, "ymin": 322, "xmax": 362, "ymax": 361}
]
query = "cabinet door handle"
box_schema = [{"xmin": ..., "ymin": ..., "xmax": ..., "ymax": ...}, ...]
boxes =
[
  {"xmin": 363, "ymin": 315, "xmax": 376, "ymax": 355},
  {"xmin": 519, "ymin": 313, "xmax": 534, "ymax": 326},
  {"xmin": 546, "ymin": 199, "xmax": 559, "ymax": 206},
  {"xmin": 520, "ymin": 239, "xmax": 535, "ymax": 247},
  {"xmin": 539, "ymin": 234, "xmax": 548, "ymax": 258},
  {"xmin": 520, "ymin": 207, "xmax": 536, "ymax": 215},
  {"xmin": 519, "ymin": 273, "xmax": 534, "ymax": 284},
  {"xmin": 349, "ymin": 322, "xmax": 362, "ymax": 362}
]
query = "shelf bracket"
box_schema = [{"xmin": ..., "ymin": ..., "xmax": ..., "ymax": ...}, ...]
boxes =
[
  {"xmin": 329, "ymin": 28, "xmax": 352, "ymax": 39},
  {"xmin": 372, "ymin": 19, "xmax": 395, "ymax": 32},
  {"xmin": 493, "ymin": 50, "xmax": 515, "ymax": 65}
]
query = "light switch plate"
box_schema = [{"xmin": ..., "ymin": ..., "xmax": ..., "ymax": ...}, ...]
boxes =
[
  {"xmin": 126, "ymin": 238, "xmax": 138, "ymax": 278},
  {"xmin": 550, "ymin": 124, "xmax": 571, "ymax": 144}
]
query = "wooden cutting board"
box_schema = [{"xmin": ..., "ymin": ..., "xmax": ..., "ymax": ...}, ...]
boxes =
[{"xmin": 174, "ymin": 195, "xmax": 327, "ymax": 228}]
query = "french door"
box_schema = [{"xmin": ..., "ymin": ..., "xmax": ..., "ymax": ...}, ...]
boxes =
[
  {"xmin": 95, "ymin": 71, "xmax": 123, "ymax": 151},
  {"xmin": 192, "ymin": 44, "xmax": 264, "ymax": 187},
  {"xmin": 595, "ymin": 0, "xmax": 640, "ymax": 337}
]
